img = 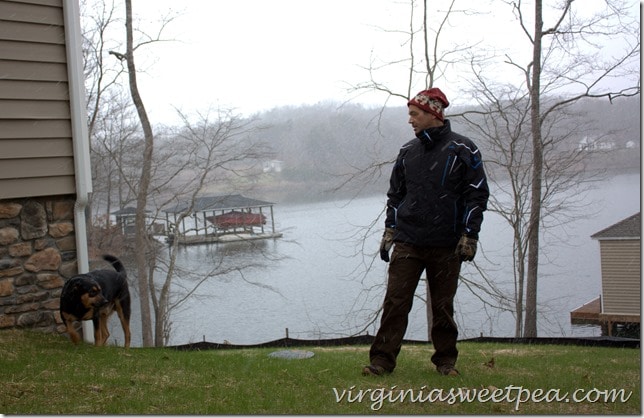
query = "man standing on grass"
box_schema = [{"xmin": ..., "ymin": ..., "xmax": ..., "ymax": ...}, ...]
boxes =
[{"xmin": 363, "ymin": 87, "xmax": 489, "ymax": 377}]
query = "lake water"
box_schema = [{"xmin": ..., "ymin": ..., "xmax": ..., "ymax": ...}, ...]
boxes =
[{"xmin": 116, "ymin": 173, "xmax": 640, "ymax": 347}]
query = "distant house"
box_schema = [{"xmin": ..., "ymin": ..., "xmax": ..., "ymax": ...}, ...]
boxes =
[
  {"xmin": 162, "ymin": 194, "xmax": 282, "ymax": 245},
  {"xmin": 625, "ymin": 140, "xmax": 638, "ymax": 149},
  {"xmin": 570, "ymin": 213, "xmax": 640, "ymax": 336},
  {"xmin": 263, "ymin": 160, "xmax": 283, "ymax": 173},
  {"xmin": 578, "ymin": 136, "xmax": 616, "ymax": 151},
  {"xmin": 0, "ymin": 0, "xmax": 91, "ymax": 337}
]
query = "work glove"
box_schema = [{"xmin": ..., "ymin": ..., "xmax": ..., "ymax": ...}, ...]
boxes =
[
  {"xmin": 379, "ymin": 227, "xmax": 395, "ymax": 262},
  {"xmin": 455, "ymin": 234, "xmax": 477, "ymax": 262}
]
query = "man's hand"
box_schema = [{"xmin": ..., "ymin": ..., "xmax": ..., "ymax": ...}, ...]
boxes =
[
  {"xmin": 455, "ymin": 235, "xmax": 477, "ymax": 262},
  {"xmin": 379, "ymin": 227, "xmax": 395, "ymax": 262}
]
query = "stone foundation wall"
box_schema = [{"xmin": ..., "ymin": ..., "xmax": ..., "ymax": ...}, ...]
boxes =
[{"xmin": 0, "ymin": 197, "xmax": 78, "ymax": 334}]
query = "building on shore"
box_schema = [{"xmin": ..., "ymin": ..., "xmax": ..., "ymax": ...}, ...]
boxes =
[{"xmin": 570, "ymin": 212, "xmax": 640, "ymax": 337}]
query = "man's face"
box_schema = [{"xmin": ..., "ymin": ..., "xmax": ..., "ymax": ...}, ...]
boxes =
[{"xmin": 408, "ymin": 104, "xmax": 441, "ymax": 134}]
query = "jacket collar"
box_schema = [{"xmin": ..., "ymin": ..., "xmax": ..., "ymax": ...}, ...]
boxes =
[{"xmin": 416, "ymin": 119, "xmax": 451, "ymax": 147}]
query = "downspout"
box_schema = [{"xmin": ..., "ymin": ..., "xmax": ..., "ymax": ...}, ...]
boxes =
[{"xmin": 63, "ymin": 0, "xmax": 94, "ymax": 343}]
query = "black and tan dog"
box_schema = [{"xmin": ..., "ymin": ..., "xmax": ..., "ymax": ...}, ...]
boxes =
[{"xmin": 59, "ymin": 255, "xmax": 131, "ymax": 347}]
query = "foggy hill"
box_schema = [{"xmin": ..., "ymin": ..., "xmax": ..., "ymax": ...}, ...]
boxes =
[{"xmin": 246, "ymin": 96, "xmax": 640, "ymax": 203}]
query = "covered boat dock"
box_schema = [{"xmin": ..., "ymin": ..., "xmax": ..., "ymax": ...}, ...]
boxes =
[{"xmin": 163, "ymin": 194, "xmax": 282, "ymax": 245}]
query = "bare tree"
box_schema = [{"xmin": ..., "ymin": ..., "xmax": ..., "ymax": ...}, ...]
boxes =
[
  {"xmin": 80, "ymin": 0, "xmax": 133, "ymax": 254},
  {"xmin": 81, "ymin": 0, "xmax": 126, "ymax": 137},
  {"xmin": 458, "ymin": 80, "xmax": 610, "ymax": 336},
  {"xmin": 501, "ymin": 0, "xmax": 640, "ymax": 337},
  {"xmin": 119, "ymin": 0, "xmax": 159, "ymax": 346},
  {"xmin": 352, "ymin": 0, "xmax": 471, "ymax": 105},
  {"xmin": 82, "ymin": 0, "xmax": 278, "ymax": 346},
  {"xmin": 88, "ymin": 90, "xmax": 140, "ymax": 220},
  {"xmin": 147, "ymin": 109, "xmax": 272, "ymax": 346}
]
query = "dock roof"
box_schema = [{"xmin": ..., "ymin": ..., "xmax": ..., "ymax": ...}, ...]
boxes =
[
  {"xmin": 111, "ymin": 206, "xmax": 151, "ymax": 215},
  {"xmin": 163, "ymin": 194, "xmax": 274, "ymax": 214},
  {"xmin": 591, "ymin": 212, "xmax": 640, "ymax": 240}
]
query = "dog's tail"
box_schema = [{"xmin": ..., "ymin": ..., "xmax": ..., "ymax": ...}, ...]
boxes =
[{"xmin": 103, "ymin": 255, "xmax": 127, "ymax": 276}]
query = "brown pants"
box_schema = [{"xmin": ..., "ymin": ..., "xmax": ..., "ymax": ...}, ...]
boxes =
[{"xmin": 369, "ymin": 242, "xmax": 462, "ymax": 372}]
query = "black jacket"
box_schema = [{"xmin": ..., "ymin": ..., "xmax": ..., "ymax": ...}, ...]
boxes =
[{"xmin": 385, "ymin": 119, "xmax": 489, "ymax": 247}]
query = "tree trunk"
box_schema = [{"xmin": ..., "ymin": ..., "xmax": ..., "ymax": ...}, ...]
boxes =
[
  {"xmin": 514, "ymin": 227, "xmax": 525, "ymax": 337},
  {"xmin": 524, "ymin": 0, "xmax": 544, "ymax": 338},
  {"xmin": 425, "ymin": 278, "xmax": 433, "ymax": 342},
  {"xmin": 125, "ymin": 0, "xmax": 154, "ymax": 346}
]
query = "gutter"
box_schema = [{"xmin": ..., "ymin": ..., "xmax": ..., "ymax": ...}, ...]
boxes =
[{"xmin": 63, "ymin": 0, "xmax": 94, "ymax": 343}]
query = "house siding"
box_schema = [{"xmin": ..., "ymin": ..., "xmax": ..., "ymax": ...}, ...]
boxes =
[
  {"xmin": 599, "ymin": 239, "xmax": 641, "ymax": 316},
  {"xmin": 0, "ymin": 0, "xmax": 86, "ymax": 338},
  {"xmin": 0, "ymin": 0, "xmax": 75, "ymax": 199}
]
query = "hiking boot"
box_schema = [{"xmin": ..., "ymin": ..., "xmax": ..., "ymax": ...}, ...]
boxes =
[
  {"xmin": 362, "ymin": 364, "xmax": 388, "ymax": 376},
  {"xmin": 437, "ymin": 365, "xmax": 460, "ymax": 376}
]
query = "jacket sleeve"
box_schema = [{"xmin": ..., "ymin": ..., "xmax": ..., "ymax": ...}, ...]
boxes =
[
  {"xmin": 459, "ymin": 141, "xmax": 490, "ymax": 239},
  {"xmin": 385, "ymin": 150, "xmax": 407, "ymax": 229}
]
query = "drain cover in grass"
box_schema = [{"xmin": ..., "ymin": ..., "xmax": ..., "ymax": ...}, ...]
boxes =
[{"xmin": 268, "ymin": 349, "xmax": 315, "ymax": 359}]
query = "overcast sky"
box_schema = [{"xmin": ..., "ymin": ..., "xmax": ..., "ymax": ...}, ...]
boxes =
[
  {"xmin": 105, "ymin": 0, "xmax": 639, "ymax": 124},
  {"xmin": 127, "ymin": 0, "xmax": 421, "ymax": 121}
]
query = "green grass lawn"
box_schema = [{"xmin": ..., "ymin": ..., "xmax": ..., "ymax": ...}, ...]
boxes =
[{"xmin": 0, "ymin": 329, "xmax": 639, "ymax": 414}]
